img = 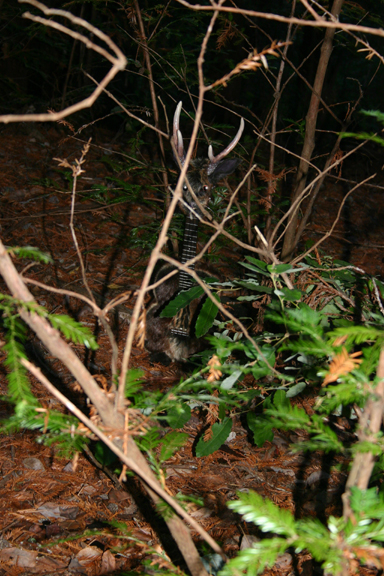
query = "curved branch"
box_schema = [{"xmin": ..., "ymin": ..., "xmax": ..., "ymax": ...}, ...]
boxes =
[{"xmin": 0, "ymin": 0, "xmax": 126, "ymax": 124}]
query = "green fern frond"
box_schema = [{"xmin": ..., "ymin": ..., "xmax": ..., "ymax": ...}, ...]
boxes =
[
  {"xmin": 328, "ymin": 325, "xmax": 384, "ymax": 346},
  {"xmin": 1, "ymin": 407, "xmax": 88, "ymax": 457},
  {"xmin": 0, "ymin": 295, "xmax": 98, "ymax": 350},
  {"xmin": 221, "ymin": 537, "xmax": 288, "ymax": 576},
  {"xmin": 8, "ymin": 246, "xmax": 53, "ymax": 264},
  {"xmin": 0, "ymin": 294, "xmax": 46, "ymax": 317},
  {"xmin": 2, "ymin": 315, "xmax": 37, "ymax": 406},
  {"xmin": 48, "ymin": 314, "xmax": 99, "ymax": 349},
  {"xmin": 228, "ymin": 491, "xmax": 296, "ymax": 537}
]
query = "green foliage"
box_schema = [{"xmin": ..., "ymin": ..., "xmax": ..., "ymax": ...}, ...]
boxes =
[
  {"xmin": 136, "ymin": 427, "xmax": 188, "ymax": 478},
  {"xmin": 247, "ymin": 411, "xmax": 274, "ymax": 447},
  {"xmin": 125, "ymin": 368, "xmax": 145, "ymax": 397},
  {"xmin": 201, "ymin": 251, "xmax": 384, "ymax": 466},
  {"xmin": 342, "ymin": 110, "xmax": 384, "ymax": 148},
  {"xmin": 222, "ymin": 487, "xmax": 384, "ymax": 576},
  {"xmin": 195, "ymin": 417, "xmax": 232, "ymax": 457},
  {"xmin": 2, "ymin": 314, "xmax": 37, "ymax": 407},
  {"xmin": 167, "ymin": 403, "xmax": 191, "ymax": 429},
  {"xmin": 247, "ymin": 389, "xmax": 345, "ymax": 452},
  {"xmin": 48, "ymin": 314, "xmax": 99, "ymax": 349},
  {"xmin": 229, "ymin": 491, "xmax": 296, "ymax": 536},
  {"xmin": 1, "ymin": 400, "xmax": 87, "ymax": 458},
  {"xmin": 94, "ymin": 442, "xmax": 119, "ymax": 467},
  {"xmin": 3, "ymin": 3, "xmax": 384, "ymax": 571},
  {"xmin": 159, "ymin": 278, "xmax": 220, "ymax": 339},
  {"xmin": 0, "ymin": 293, "xmax": 98, "ymax": 352},
  {"xmin": 9, "ymin": 246, "xmax": 53, "ymax": 264},
  {"xmin": 127, "ymin": 221, "xmax": 163, "ymax": 251},
  {"xmin": 195, "ymin": 293, "xmax": 220, "ymax": 338},
  {"xmin": 160, "ymin": 285, "xmax": 205, "ymax": 317},
  {"xmin": 160, "ymin": 431, "xmax": 189, "ymax": 462},
  {"xmin": 0, "ymin": 289, "xmax": 97, "ymax": 456},
  {"xmin": 94, "ymin": 245, "xmax": 384, "ymax": 487}
]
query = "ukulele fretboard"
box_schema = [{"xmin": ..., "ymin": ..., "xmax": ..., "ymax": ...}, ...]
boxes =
[
  {"xmin": 171, "ymin": 215, "xmax": 199, "ymax": 338},
  {"xmin": 178, "ymin": 216, "xmax": 199, "ymax": 291}
]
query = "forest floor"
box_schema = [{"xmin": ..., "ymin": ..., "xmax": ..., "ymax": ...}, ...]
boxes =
[{"xmin": 0, "ymin": 122, "xmax": 383, "ymax": 576}]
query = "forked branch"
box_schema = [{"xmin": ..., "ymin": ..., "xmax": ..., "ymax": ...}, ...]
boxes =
[{"xmin": 0, "ymin": 0, "xmax": 126, "ymax": 125}]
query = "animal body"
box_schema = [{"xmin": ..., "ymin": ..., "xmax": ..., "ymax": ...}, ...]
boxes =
[{"xmin": 145, "ymin": 102, "xmax": 244, "ymax": 362}]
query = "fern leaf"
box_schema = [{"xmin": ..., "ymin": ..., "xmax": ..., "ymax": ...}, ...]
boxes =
[{"xmin": 49, "ymin": 314, "xmax": 98, "ymax": 349}]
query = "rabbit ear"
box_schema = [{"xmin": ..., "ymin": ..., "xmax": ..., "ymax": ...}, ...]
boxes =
[
  {"xmin": 207, "ymin": 157, "xmax": 242, "ymax": 185},
  {"xmin": 206, "ymin": 117, "xmax": 244, "ymax": 183}
]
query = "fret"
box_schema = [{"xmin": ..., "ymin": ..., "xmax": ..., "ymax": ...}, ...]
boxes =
[
  {"xmin": 171, "ymin": 326, "xmax": 189, "ymax": 337},
  {"xmin": 170, "ymin": 215, "xmax": 198, "ymax": 337},
  {"xmin": 179, "ymin": 216, "xmax": 199, "ymax": 290},
  {"xmin": 179, "ymin": 270, "xmax": 193, "ymax": 290}
]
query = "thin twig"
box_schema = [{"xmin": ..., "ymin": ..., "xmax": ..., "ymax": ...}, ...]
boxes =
[
  {"xmin": 133, "ymin": 0, "xmax": 169, "ymax": 195},
  {"xmin": 269, "ymin": 138, "xmax": 369, "ymax": 251},
  {"xmin": 0, "ymin": 0, "xmax": 126, "ymax": 124},
  {"xmin": 174, "ymin": 1, "xmax": 384, "ymax": 40},
  {"xmin": 265, "ymin": 1, "xmax": 296, "ymax": 241},
  {"xmin": 84, "ymin": 72, "xmax": 167, "ymax": 137},
  {"xmin": 291, "ymin": 173, "xmax": 376, "ymax": 265}
]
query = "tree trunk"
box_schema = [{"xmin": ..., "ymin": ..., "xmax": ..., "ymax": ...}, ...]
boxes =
[{"xmin": 281, "ymin": 0, "xmax": 345, "ymax": 261}]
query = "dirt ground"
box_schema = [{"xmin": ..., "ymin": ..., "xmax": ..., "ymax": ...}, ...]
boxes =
[{"xmin": 0, "ymin": 123, "xmax": 383, "ymax": 575}]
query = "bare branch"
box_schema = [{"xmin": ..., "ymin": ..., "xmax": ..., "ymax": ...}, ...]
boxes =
[
  {"xmin": 174, "ymin": 1, "xmax": 384, "ymax": 40},
  {"xmin": 0, "ymin": 0, "xmax": 126, "ymax": 124},
  {"xmin": 291, "ymin": 173, "xmax": 376, "ymax": 266},
  {"xmin": 0, "ymin": 240, "xmax": 116, "ymax": 424},
  {"xmin": 21, "ymin": 358, "xmax": 224, "ymax": 560}
]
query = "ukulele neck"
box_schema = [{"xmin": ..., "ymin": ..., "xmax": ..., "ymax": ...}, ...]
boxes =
[
  {"xmin": 170, "ymin": 215, "xmax": 199, "ymax": 339},
  {"xmin": 178, "ymin": 215, "xmax": 199, "ymax": 291}
]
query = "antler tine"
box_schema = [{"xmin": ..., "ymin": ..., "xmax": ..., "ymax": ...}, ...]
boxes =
[
  {"xmin": 173, "ymin": 101, "xmax": 185, "ymax": 163},
  {"xmin": 208, "ymin": 117, "xmax": 244, "ymax": 164}
]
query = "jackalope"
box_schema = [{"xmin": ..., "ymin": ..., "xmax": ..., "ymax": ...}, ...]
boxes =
[{"xmin": 145, "ymin": 102, "xmax": 244, "ymax": 362}]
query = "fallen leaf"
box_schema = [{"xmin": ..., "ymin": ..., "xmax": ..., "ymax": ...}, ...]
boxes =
[
  {"xmin": 0, "ymin": 546, "xmax": 37, "ymax": 568},
  {"xmin": 76, "ymin": 545, "xmax": 103, "ymax": 566},
  {"xmin": 100, "ymin": 550, "xmax": 116, "ymax": 574}
]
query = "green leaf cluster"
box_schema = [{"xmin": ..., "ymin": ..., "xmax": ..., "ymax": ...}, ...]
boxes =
[
  {"xmin": 0, "ymin": 289, "xmax": 98, "ymax": 456},
  {"xmin": 222, "ymin": 487, "xmax": 384, "ymax": 576}
]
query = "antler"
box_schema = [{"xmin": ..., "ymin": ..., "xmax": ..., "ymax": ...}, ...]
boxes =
[
  {"xmin": 173, "ymin": 101, "xmax": 185, "ymax": 164},
  {"xmin": 208, "ymin": 117, "xmax": 244, "ymax": 165},
  {"xmin": 173, "ymin": 101, "xmax": 244, "ymax": 170}
]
